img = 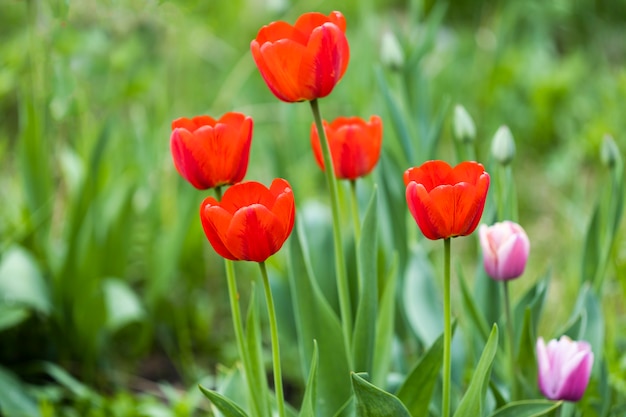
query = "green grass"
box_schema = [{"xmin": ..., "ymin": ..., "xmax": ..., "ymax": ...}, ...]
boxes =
[{"xmin": 1, "ymin": 0, "xmax": 625, "ymax": 415}]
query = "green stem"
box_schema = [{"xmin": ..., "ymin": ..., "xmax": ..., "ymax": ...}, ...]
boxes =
[
  {"xmin": 503, "ymin": 280, "xmax": 518, "ymax": 401},
  {"xmin": 442, "ymin": 238, "xmax": 451, "ymax": 417},
  {"xmin": 349, "ymin": 180, "xmax": 361, "ymax": 244},
  {"xmin": 310, "ymin": 99, "xmax": 353, "ymax": 359},
  {"xmin": 225, "ymin": 259, "xmax": 264, "ymax": 417},
  {"xmin": 259, "ymin": 262, "xmax": 286, "ymax": 417}
]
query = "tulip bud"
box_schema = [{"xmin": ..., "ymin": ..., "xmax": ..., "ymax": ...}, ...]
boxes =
[
  {"xmin": 600, "ymin": 134, "xmax": 620, "ymax": 168},
  {"xmin": 491, "ymin": 125, "xmax": 515, "ymax": 165},
  {"xmin": 536, "ymin": 336, "xmax": 594, "ymax": 402},
  {"xmin": 453, "ymin": 104, "xmax": 476, "ymax": 144},
  {"xmin": 478, "ymin": 221, "xmax": 530, "ymax": 281},
  {"xmin": 380, "ymin": 30, "xmax": 404, "ymax": 71}
]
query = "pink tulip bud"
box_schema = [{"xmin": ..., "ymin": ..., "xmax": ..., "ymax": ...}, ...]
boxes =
[
  {"xmin": 478, "ymin": 221, "xmax": 530, "ymax": 280},
  {"xmin": 536, "ymin": 336, "xmax": 594, "ymax": 401}
]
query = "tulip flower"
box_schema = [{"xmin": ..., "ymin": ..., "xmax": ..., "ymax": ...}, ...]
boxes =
[
  {"xmin": 536, "ymin": 336, "xmax": 594, "ymax": 401},
  {"xmin": 404, "ymin": 160, "xmax": 490, "ymax": 240},
  {"xmin": 250, "ymin": 11, "xmax": 350, "ymax": 102},
  {"xmin": 479, "ymin": 221, "xmax": 530, "ymax": 280},
  {"xmin": 170, "ymin": 113, "xmax": 252, "ymax": 190},
  {"xmin": 310, "ymin": 115, "xmax": 383, "ymax": 180},
  {"xmin": 200, "ymin": 179, "xmax": 295, "ymax": 262}
]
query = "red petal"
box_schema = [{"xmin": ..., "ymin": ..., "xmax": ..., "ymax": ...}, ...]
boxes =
[
  {"xmin": 225, "ymin": 204, "xmax": 286, "ymax": 262},
  {"xmin": 170, "ymin": 128, "xmax": 212, "ymax": 189},
  {"xmin": 404, "ymin": 160, "xmax": 453, "ymax": 189},
  {"xmin": 254, "ymin": 20, "xmax": 308, "ymax": 45},
  {"xmin": 448, "ymin": 161, "xmax": 486, "ymax": 186},
  {"xmin": 406, "ymin": 182, "xmax": 445, "ymax": 239},
  {"xmin": 220, "ymin": 181, "xmax": 274, "ymax": 214},
  {"xmin": 252, "ymin": 39, "xmax": 308, "ymax": 102},
  {"xmin": 299, "ymin": 23, "xmax": 349, "ymax": 100},
  {"xmin": 200, "ymin": 198, "xmax": 237, "ymax": 260},
  {"xmin": 269, "ymin": 179, "xmax": 295, "ymax": 240}
]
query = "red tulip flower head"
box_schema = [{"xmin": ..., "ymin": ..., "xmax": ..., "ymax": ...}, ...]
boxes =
[
  {"xmin": 536, "ymin": 336, "xmax": 594, "ymax": 401},
  {"xmin": 310, "ymin": 115, "xmax": 383, "ymax": 180},
  {"xmin": 404, "ymin": 160, "xmax": 490, "ymax": 240},
  {"xmin": 170, "ymin": 113, "xmax": 252, "ymax": 190},
  {"xmin": 200, "ymin": 179, "xmax": 295, "ymax": 262},
  {"xmin": 250, "ymin": 11, "xmax": 350, "ymax": 102}
]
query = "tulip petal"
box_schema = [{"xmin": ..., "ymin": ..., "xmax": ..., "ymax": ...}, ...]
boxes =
[
  {"xmin": 225, "ymin": 204, "xmax": 286, "ymax": 262},
  {"xmin": 253, "ymin": 39, "xmax": 308, "ymax": 102},
  {"xmin": 555, "ymin": 348, "xmax": 593, "ymax": 401},
  {"xmin": 269, "ymin": 179, "xmax": 295, "ymax": 239},
  {"xmin": 406, "ymin": 182, "xmax": 448, "ymax": 240},
  {"xmin": 200, "ymin": 198, "xmax": 237, "ymax": 260},
  {"xmin": 404, "ymin": 160, "xmax": 453, "ymax": 190},
  {"xmin": 171, "ymin": 128, "xmax": 213, "ymax": 189},
  {"xmin": 221, "ymin": 181, "xmax": 274, "ymax": 213},
  {"xmin": 299, "ymin": 23, "xmax": 349, "ymax": 100}
]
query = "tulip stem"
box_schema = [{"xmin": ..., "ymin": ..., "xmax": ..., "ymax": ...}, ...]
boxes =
[
  {"xmin": 224, "ymin": 259, "xmax": 265, "ymax": 417},
  {"xmin": 443, "ymin": 237, "xmax": 451, "ymax": 417},
  {"xmin": 503, "ymin": 280, "xmax": 518, "ymax": 400},
  {"xmin": 349, "ymin": 180, "xmax": 361, "ymax": 243},
  {"xmin": 310, "ymin": 99, "xmax": 353, "ymax": 361},
  {"xmin": 259, "ymin": 261, "xmax": 286, "ymax": 417}
]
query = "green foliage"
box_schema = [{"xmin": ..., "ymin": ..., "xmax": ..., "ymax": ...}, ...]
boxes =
[{"xmin": 1, "ymin": 0, "xmax": 625, "ymax": 415}]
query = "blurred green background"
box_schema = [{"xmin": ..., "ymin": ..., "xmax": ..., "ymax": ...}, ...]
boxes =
[{"xmin": 1, "ymin": 0, "xmax": 625, "ymax": 415}]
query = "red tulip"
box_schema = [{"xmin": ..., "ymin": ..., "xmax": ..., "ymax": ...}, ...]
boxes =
[
  {"xmin": 170, "ymin": 113, "xmax": 252, "ymax": 190},
  {"xmin": 310, "ymin": 115, "xmax": 383, "ymax": 180},
  {"xmin": 200, "ymin": 179, "xmax": 295, "ymax": 262},
  {"xmin": 250, "ymin": 11, "xmax": 350, "ymax": 102},
  {"xmin": 404, "ymin": 160, "xmax": 490, "ymax": 240}
]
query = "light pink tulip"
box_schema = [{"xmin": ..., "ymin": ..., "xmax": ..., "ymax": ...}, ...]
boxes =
[
  {"xmin": 536, "ymin": 336, "xmax": 594, "ymax": 401},
  {"xmin": 478, "ymin": 221, "xmax": 530, "ymax": 280}
]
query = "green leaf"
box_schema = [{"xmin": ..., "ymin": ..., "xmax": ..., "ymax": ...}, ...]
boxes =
[
  {"xmin": 473, "ymin": 265, "xmax": 502, "ymax": 331},
  {"xmin": 458, "ymin": 263, "xmax": 490, "ymax": 342},
  {"xmin": 352, "ymin": 373, "xmax": 411, "ymax": 417},
  {"xmin": 245, "ymin": 282, "xmax": 270, "ymax": 417},
  {"xmin": 0, "ymin": 365, "xmax": 40, "ymax": 417},
  {"xmin": 516, "ymin": 308, "xmax": 538, "ymax": 398},
  {"xmin": 103, "ymin": 278, "xmax": 145, "ymax": 332},
  {"xmin": 199, "ymin": 385, "xmax": 248, "ymax": 417},
  {"xmin": 403, "ymin": 247, "xmax": 442, "ymax": 345},
  {"xmin": 487, "ymin": 400, "xmax": 563, "ymax": 417},
  {"xmin": 372, "ymin": 253, "xmax": 399, "ymax": 388},
  {"xmin": 288, "ymin": 220, "xmax": 351, "ymax": 416},
  {"xmin": 453, "ymin": 324, "xmax": 499, "ymax": 417},
  {"xmin": 299, "ymin": 341, "xmax": 319, "ymax": 417},
  {"xmin": 375, "ymin": 66, "xmax": 414, "ymax": 165},
  {"xmin": 353, "ymin": 189, "xmax": 378, "ymax": 376},
  {"xmin": 513, "ymin": 272, "xmax": 550, "ymax": 348},
  {"xmin": 0, "ymin": 246, "xmax": 50, "ymax": 314},
  {"xmin": 0, "ymin": 305, "xmax": 30, "ymax": 332},
  {"xmin": 396, "ymin": 326, "xmax": 449, "ymax": 417}
]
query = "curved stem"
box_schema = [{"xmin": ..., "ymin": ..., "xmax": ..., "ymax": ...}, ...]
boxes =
[
  {"xmin": 310, "ymin": 99, "xmax": 353, "ymax": 360},
  {"xmin": 503, "ymin": 280, "xmax": 518, "ymax": 400},
  {"xmin": 442, "ymin": 238, "xmax": 451, "ymax": 417},
  {"xmin": 224, "ymin": 260, "xmax": 263, "ymax": 417},
  {"xmin": 259, "ymin": 261, "xmax": 286, "ymax": 417}
]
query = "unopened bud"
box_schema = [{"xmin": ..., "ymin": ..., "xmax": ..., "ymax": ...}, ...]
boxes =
[
  {"xmin": 600, "ymin": 134, "xmax": 620, "ymax": 168},
  {"xmin": 453, "ymin": 104, "xmax": 476, "ymax": 144},
  {"xmin": 380, "ymin": 30, "xmax": 404, "ymax": 71},
  {"xmin": 491, "ymin": 125, "xmax": 515, "ymax": 165}
]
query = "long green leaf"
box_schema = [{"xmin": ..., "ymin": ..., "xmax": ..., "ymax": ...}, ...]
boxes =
[
  {"xmin": 396, "ymin": 327, "xmax": 449, "ymax": 417},
  {"xmin": 353, "ymin": 189, "xmax": 378, "ymax": 376},
  {"xmin": 453, "ymin": 324, "xmax": 499, "ymax": 417},
  {"xmin": 0, "ymin": 246, "xmax": 50, "ymax": 314},
  {"xmin": 372, "ymin": 253, "xmax": 399, "ymax": 387},
  {"xmin": 245, "ymin": 282, "xmax": 270, "ymax": 417},
  {"xmin": 199, "ymin": 385, "xmax": 248, "ymax": 417},
  {"xmin": 299, "ymin": 341, "xmax": 319, "ymax": 417},
  {"xmin": 403, "ymin": 247, "xmax": 442, "ymax": 346},
  {"xmin": 288, "ymin": 220, "xmax": 351, "ymax": 416},
  {"xmin": 487, "ymin": 400, "xmax": 563, "ymax": 417},
  {"xmin": 352, "ymin": 373, "xmax": 411, "ymax": 417}
]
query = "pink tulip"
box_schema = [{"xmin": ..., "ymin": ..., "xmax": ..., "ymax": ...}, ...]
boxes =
[
  {"xmin": 478, "ymin": 221, "xmax": 530, "ymax": 280},
  {"xmin": 536, "ymin": 336, "xmax": 594, "ymax": 401}
]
